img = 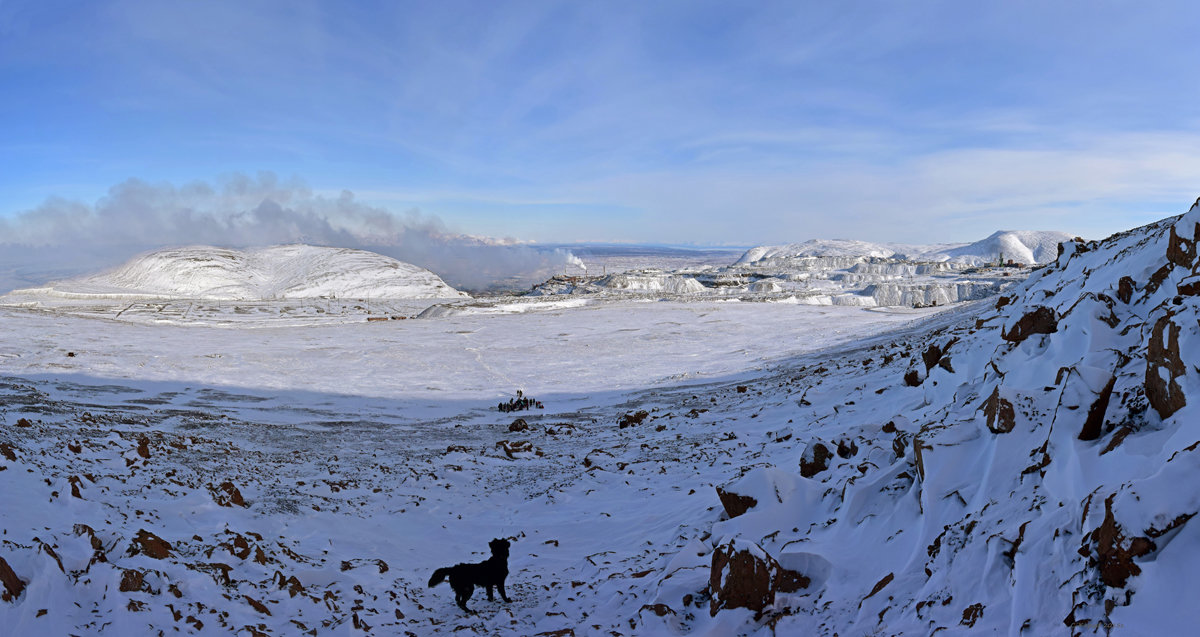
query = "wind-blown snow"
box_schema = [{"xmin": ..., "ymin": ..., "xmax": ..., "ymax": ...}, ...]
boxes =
[{"xmin": 8, "ymin": 245, "xmax": 467, "ymax": 301}]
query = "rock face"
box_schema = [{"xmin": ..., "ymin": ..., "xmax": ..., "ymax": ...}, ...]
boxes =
[
  {"xmin": 1002, "ymin": 306, "xmax": 1058, "ymax": 343},
  {"xmin": 1146, "ymin": 313, "xmax": 1187, "ymax": 419},
  {"xmin": 982, "ymin": 386, "xmax": 1016, "ymax": 434},
  {"xmin": 715, "ymin": 487, "xmax": 757, "ymax": 519},
  {"xmin": 132, "ymin": 530, "xmax": 172, "ymax": 559},
  {"xmin": 709, "ymin": 540, "xmax": 808, "ymax": 618}
]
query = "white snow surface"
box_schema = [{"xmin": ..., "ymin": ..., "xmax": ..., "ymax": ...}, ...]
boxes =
[
  {"xmin": 736, "ymin": 230, "xmax": 1074, "ymax": 265},
  {"xmin": 8, "ymin": 245, "xmax": 467, "ymax": 301},
  {"xmin": 1, "ymin": 205, "xmax": 1198, "ymax": 636}
]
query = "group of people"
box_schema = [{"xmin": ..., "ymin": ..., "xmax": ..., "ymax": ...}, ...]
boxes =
[{"xmin": 497, "ymin": 390, "xmax": 543, "ymax": 413}]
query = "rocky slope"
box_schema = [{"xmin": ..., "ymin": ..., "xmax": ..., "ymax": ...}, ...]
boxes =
[{"xmin": 648, "ymin": 201, "xmax": 1200, "ymax": 634}]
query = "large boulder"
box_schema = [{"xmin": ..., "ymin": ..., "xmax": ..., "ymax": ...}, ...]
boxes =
[
  {"xmin": 1145, "ymin": 312, "xmax": 1187, "ymax": 419},
  {"xmin": 709, "ymin": 539, "xmax": 809, "ymax": 618}
]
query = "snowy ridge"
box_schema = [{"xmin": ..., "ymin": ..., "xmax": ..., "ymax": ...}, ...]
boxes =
[
  {"xmin": 645, "ymin": 202, "xmax": 1200, "ymax": 634},
  {"xmin": 736, "ymin": 230, "xmax": 1075, "ymax": 265},
  {"xmin": 15, "ymin": 245, "xmax": 467, "ymax": 300}
]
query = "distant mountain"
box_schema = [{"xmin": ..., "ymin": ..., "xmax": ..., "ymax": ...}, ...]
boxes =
[
  {"xmin": 736, "ymin": 230, "xmax": 1075, "ymax": 265},
  {"xmin": 13, "ymin": 245, "xmax": 467, "ymax": 300}
]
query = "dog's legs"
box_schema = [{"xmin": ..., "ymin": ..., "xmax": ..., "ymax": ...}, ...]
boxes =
[
  {"xmin": 485, "ymin": 584, "xmax": 494, "ymax": 601},
  {"xmin": 454, "ymin": 583, "xmax": 474, "ymax": 613},
  {"xmin": 498, "ymin": 581, "xmax": 511, "ymax": 603}
]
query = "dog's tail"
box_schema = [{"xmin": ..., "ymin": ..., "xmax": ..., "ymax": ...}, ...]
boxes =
[{"xmin": 428, "ymin": 567, "xmax": 451, "ymax": 588}]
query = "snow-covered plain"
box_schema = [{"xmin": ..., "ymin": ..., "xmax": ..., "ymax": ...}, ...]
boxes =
[{"xmin": 1, "ymin": 209, "xmax": 1197, "ymax": 636}]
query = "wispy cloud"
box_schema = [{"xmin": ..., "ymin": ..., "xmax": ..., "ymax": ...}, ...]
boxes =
[{"xmin": 3, "ymin": 1, "xmax": 1200, "ymax": 247}]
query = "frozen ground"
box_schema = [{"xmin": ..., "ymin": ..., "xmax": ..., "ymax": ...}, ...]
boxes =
[
  {"xmin": 0, "ymin": 290, "xmax": 954, "ymax": 637},
  {"xmin": 1, "ymin": 208, "xmax": 1197, "ymax": 636},
  {"xmin": 0, "ymin": 299, "xmax": 943, "ymax": 403}
]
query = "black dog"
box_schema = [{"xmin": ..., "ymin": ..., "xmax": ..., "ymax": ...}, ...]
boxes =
[{"xmin": 427, "ymin": 538, "xmax": 512, "ymax": 613}]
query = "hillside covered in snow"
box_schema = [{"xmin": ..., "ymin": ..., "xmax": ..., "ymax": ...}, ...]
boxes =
[
  {"xmin": 5, "ymin": 245, "xmax": 467, "ymax": 301},
  {"xmin": 658, "ymin": 201, "xmax": 1200, "ymax": 634},
  {"xmin": 0, "ymin": 203, "xmax": 1196, "ymax": 636}
]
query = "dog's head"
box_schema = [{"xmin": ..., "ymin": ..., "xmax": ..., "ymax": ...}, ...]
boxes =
[{"xmin": 489, "ymin": 538, "xmax": 510, "ymax": 558}]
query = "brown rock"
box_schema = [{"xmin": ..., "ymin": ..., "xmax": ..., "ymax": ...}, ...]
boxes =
[
  {"xmin": 799, "ymin": 442, "xmax": 832, "ymax": 478},
  {"xmin": 921, "ymin": 343, "xmax": 943, "ymax": 372},
  {"xmin": 1146, "ymin": 263, "xmax": 1173, "ymax": 295},
  {"xmin": 496, "ymin": 439, "xmax": 535, "ymax": 458},
  {"xmin": 245, "ymin": 595, "xmax": 271, "ymax": 615},
  {"xmin": 1145, "ymin": 313, "xmax": 1187, "ymax": 419},
  {"xmin": 982, "ymin": 387, "xmax": 1016, "ymax": 434},
  {"xmin": 640, "ymin": 603, "xmax": 676, "ymax": 617},
  {"xmin": 119, "ymin": 569, "xmax": 146, "ymax": 593},
  {"xmin": 136, "ymin": 435, "xmax": 151, "ymax": 459},
  {"xmin": 132, "ymin": 530, "xmax": 172, "ymax": 559},
  {"xmin": 1167, "ymin": 222, "xmax": 1197, "ymax": 269},
  {"xmin": 619, "ymin": 410, "xmax": 650, "ymax": 429},
  {"xmin": 212, "ymin": 481, "xmax": 246, "ymax": 507},
  {"xmin": 69, "ymin": 475, "xmax": 84, "ymax": 499},
  {"xmin": 508, "ymin": 418, "xmax": 530, "ymax": 432},
  {"xmin": 961, "ymin": 602, "xmax": 985, "ymax": 627},
  {"xmin": 715, "ymin": 487, "xmax": 757, "ymax": 518},
  {"xmin": 0, "ymin": 443, "xmax": 16, "ymax": 461},
  {"xmin": 709, "ymin": 540, "xmax": 808, "ymax": 618},
  {"xmin": 0, "ymin": 557, "xmax": 25, "ymax": 602},
  {"xmin": 15, "ymin": 418, "xmax": 31, "ymax": 428},
  {"xmin": 1179, "ymin": 275, "xmax": 1200, "ymax": 297},
  {"xmin": 892, "ymin": 432, "xmax": 910, "ymax": 459},
  {"xmin": 904, "ymin": 369, "xmax": 922, "ymax": 387},
  {"xmin": 861, "ymin": 572, "xmax": 894, "ymax": 606},
  {"xmin": 1078, "ymin": 376, "xmax": 1116, "ymax": 441},
  {"xmin": 1003, "ymin": 306, "xmax": 1058, "ymax": 343},
  {"xmin": 1084, "ymin": 495, "xmax": 1156, "ymax": 588},
  {"xmin": 1117, "ymin": 276, "xmax": 1136, "ymax": 303}
]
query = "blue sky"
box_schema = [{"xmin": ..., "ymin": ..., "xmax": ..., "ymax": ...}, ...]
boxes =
[{"xmin": 3, "ymin": 0, "xmax": 1200, "ymax": 246}]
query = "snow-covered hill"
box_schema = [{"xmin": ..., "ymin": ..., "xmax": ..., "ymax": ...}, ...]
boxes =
[
  {"xmin": 736, "ymin": 230, "xmax": 1075, "ymax": 265},
  {"xmin": 10, "ymin": 245, "xmax": 467, "ymax": 300}
]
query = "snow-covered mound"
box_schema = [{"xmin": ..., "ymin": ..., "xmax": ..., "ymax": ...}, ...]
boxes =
[
  {"xmin": 647, "ymin": 201, "xmax": 1200, "ymax": 634},
  {"xmin": 736, "ymin": 239, "xmax": 914, "ymax": 263},
  {"xmin": 942, "ymin": 229, "xmax": 1075, "ymax": 265},
  {"xmin": 736, "ymin": 230, "xmax": 1074, "ymax": 265},
  {"xmin": 15, "ymin": 245, "xmax": 467, "ymax": 300}
]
